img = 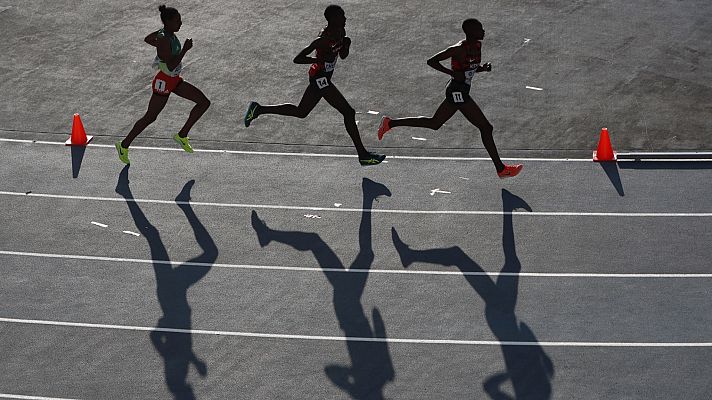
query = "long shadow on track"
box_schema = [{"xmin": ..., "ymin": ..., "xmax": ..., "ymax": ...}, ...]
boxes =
[
  {"xmin": 252, "ymin": 178, "xmax": 395, "ymax": 400},
  {"xmin": 116, "ymin": 166, "xmax": 218, "ymax": 400},
  {"xmin": 392, "ymin": 190, "xmax": 554, "ymax": 400}
]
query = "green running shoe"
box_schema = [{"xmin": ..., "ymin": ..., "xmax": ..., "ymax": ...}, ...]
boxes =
[
  {"xmin": 173, "ymin": 134, "xmax": 194, "ymax": 153},
  {"xmin": 115, "ymin": 141, "xmax": 130, "ymax": 165},
  {"xmin": 359, "ymin": 152, "xmax": 386, "ymax": 166},
  {"xmin": 244, "ymin": 101, "xmax": 259, "ymax": 127}
]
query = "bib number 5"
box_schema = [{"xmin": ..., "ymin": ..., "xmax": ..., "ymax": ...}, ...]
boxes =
[
  {"xmin": 316, "ymin": 77, "xmax": 329, "ymax": 89},
  {"xmin": 452, "ymin": 91, "xmax": 464, "ymax": 103}
]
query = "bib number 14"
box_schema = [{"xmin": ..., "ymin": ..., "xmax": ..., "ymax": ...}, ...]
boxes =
[{"xmin": 316, "ymin": 77, "xmax": 329, "ymax": 89}]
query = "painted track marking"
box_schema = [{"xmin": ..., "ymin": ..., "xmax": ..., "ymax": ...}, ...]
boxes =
[
  {"xmin": 2, "ymin": 190, "xmax": 711, "ymax": 217},
  {"xmin": 2, "ymin": 250, "xmax": 712, "ymax": 278},
  {"xmin": 1, "ymin": 317, "xmax": 711, "ymax": 347}
]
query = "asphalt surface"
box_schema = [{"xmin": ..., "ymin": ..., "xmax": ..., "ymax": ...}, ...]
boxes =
[
  {"xmin": 1, "ymin": 141, "xmax": 711, "ymax": 399},
  {"xmin": 1, "ymin": 0, "xmax": 712, "ymax": 155},
  {"xmin": 2, "ymin": 0, "xmax": 712, "ymax": 399}
]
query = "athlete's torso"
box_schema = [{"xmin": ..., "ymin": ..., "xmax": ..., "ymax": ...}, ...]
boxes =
[
  {"xmin": 153, "ymin": 28, "xmax": 182, "ymax": 76},
  {"xmin": 309, "ymin": 28, "xmax": 345, "ymax": 77},
  {"xmin": 450, "ymin": 40, "xmax": 481, "ymax": 85}
]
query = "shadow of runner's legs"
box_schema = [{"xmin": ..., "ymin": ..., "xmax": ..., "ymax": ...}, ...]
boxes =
[
  {"xmin": 392, "ymin": 190, "xmax": 553, "ymax": 400},
  {"xmin": 251, "ymin": 178, "xmax": 395, "ymax": 399},
  {"xmin": 116, "ymin": 168, "xmax": 217, "ymax": 399}
]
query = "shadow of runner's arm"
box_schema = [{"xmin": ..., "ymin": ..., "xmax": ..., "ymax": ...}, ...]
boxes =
[{"xmin": 175, "ymin": 180, "xmax": 218, "ymax": 285}]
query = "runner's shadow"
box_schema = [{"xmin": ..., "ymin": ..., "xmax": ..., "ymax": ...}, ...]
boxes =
[
  {"xmin": 392, "ymin": 190, "xmax": 554, "ymax": 400},
  {"xmin": 116, "ymin": 166, "xmax": 217, "ymax": 400},
  {"xmin": 70, "ymin": 146, "xmax": 86, "ymax": 178},
  {"xmin": 252, "ymin": 178, "xmax": 395, "ymax": 399},
  {"xmin": 600, "ymin": 162, "xmax": 624, "ymax": 196}
]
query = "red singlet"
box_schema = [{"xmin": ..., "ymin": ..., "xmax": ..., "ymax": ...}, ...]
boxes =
[{"xmin": 309, "ymin": 28, "xmax": 345, "ymax": 77}]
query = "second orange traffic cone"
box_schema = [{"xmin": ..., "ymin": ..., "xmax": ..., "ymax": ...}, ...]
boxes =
[
  {"xmin": 65, "ymin": 113, "xmax": 93, "ymax": 146},
  {"xmin": 593, "ymin": 127, "xmax": 616, "ymax": 162}
]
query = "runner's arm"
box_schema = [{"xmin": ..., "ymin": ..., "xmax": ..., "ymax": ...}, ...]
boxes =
[
  {"xmin": 157, "ymin": 36, "xmax": 191, "ymax": 71},
  {"xmin": 339, "ymin": 36, "xmax": 351, "ymax": 59},
  {"xmin": 293, "ymin": 39, "xmax": 321, "ymax": 64},
  {"xmin": 144, "ymin": 31, "xmax": 160, "ymax": 47},
  {"xmin": 426, "ymin": 45, "xmax": 460, "ymax": 78},
  {"xmin": 476, "ymin": 62, "xmax": 492, "ymax": 72}
]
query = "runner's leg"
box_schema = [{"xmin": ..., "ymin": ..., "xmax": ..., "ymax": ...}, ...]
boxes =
[
  {"xmin": 122, "ymin": 94, "xmax": 170, "ymax": 148},
  {"xmin": 459, "ymin": 101, "xmax": 505, "ymax": 172},
  {"xmin": 389, "ymin": 99, "xmax": 457, "ymax": 130},
  {"xmin": 173, "ymin": 81, "xmax": 211, "ymax": 138},
  {"xmin": 256, "ymin": 84, "xmax": 322, "ymax": 118},
  {"xmin": 321, "ymin": 83, "xmax": 369, "ymax": 157}
]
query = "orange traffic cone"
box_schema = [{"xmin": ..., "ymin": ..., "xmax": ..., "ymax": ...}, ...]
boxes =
[
  {"xmin": 65, "ymin": 113, "xmax": 93, "ymax": 146},
  {"xmin": 593, "ymin": 127, "xmax": 616, "ymax": 162}
]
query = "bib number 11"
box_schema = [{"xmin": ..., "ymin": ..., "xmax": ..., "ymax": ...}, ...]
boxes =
[{"xmin": 452, "ymin": 92, "xmax": 464, "ymax": 103}]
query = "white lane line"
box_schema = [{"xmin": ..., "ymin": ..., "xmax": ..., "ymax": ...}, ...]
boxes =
[
  {"xmin": 1, "ymin": 317, "xmax": 711, "ymax": 347},
  {"xmin": 7, "ymin": 137, "xmax": 712, "ymax": 162},
  {"xmin": 526, "ymin": 86, "xmax": 544, "ymax": 91},
  {"xmin": 122, "ymin": 230, "xmax": 140, "ymax": 237},
  {"xmin": 90, "ymin": 221, "xmax": 107, "ymax": 228},
  {"xmin": 0, "ymin": 394, "xmax": 79, "ymax": 400},
  {"xmin": 0, "ymin": 137, "xmax": 591, "ymax": 162},
  {"xmin": 2, "ymin": 190, "xmax": 711, "ymax": 217},
  {"xmin": 3, "ymin": 250, "xmax": 712, "ymax": 278}
]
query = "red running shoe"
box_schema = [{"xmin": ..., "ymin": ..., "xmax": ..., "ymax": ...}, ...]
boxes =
[
  {"xmin": 498, "ymin": 164, "xmax": 523, "ymax": 179},
  {"xmin": 377, "ymin": 117, "xmax": 392, "ymax": 140}
]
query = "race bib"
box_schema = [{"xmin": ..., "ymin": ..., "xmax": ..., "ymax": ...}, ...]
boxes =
[
  {"xmin": 316, "ymin": 77, "xmax": 329, "ymax": 89},
  {"xmin": 324, "ymin": 60, "xmax": 337, "ymax": 72},
  {"xmin": 452, "ymin": 91, "xmax": 464, "ymax": 103},
  {"xmin": 154, "ymin": 79, "xmax": 167, "ymax": 93}
]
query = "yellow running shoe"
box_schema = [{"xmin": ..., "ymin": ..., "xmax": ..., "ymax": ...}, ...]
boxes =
[
  {"xmin": 115, "ymin": 141, "xmax": 130, "ymax": 165},
  {"xmin": 173, "ymin": 134, "xmax": 194, "ymax": 153}
]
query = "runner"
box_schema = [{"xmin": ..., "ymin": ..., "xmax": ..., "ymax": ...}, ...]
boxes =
[
  {"xmin": 377, "ymin": 19, "xmax": 522, "ymax": 178},
  {"xmin": 243, "ymin": 5, "xmax": 385, "ymax": 166},
  {"xmin": 116, "ymin": 5, "xmax": 210, "ymax": 165}
]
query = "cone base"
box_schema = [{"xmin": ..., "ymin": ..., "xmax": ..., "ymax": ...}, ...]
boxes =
[
  {"xmin": 65, "ymin": 135, "xmax": 93, "ymax": 146},
  {"xmin": 593, "ymin": 150, "xmax": 617, "ymax": 162}
]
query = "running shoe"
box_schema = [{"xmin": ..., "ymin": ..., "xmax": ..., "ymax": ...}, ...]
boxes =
[
  {"xmin": 115, "ymin": 141, "xmax": 130, "ymax": 165},
  {"xmin": 497, "ymin": 164, "xmax": 523, "ymax": 179},
  {"xmin": 359, "ymin": 152, "xmax": 386, "ymax": 166},
  {"xmin": 173, "ymin": 134, "xmax": 194, "ymax": 153},
  {"xmin": 244, "ymin": 101, "xmax": 259, "ymax": 127},
  {"xmin": 377, "ymin": 116, "xmax": 391, "ymax": 140}
]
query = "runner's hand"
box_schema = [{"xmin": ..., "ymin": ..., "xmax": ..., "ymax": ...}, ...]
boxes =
[
  {"xmin": 183, "ymin": 38, "xmax": 193, "ymax": 51},
  {"xmin": 343, "ymin": 36, "xmax": 351, "ymax": 49},
  {"xmin": 480, "ymin": 62, "xmax": 492, "ymax": 72}
]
